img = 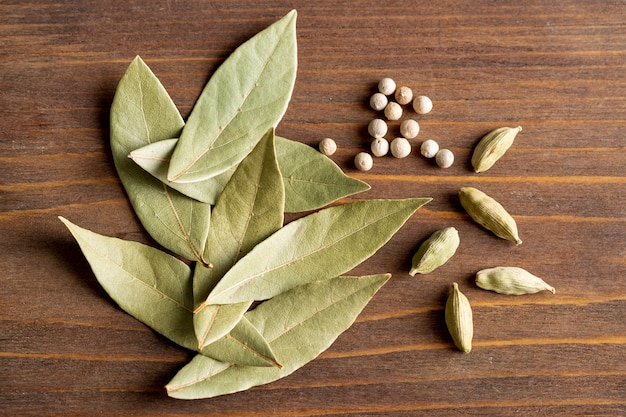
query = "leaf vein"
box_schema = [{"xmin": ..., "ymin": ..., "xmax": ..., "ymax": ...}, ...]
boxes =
[
  {"xmin": 136, "ymin": 73, "xmax": 152, "ymax": 145},
  {"xmin": 224, "ymin": 333, "xmax": 280, "ymax": 367},
  {"xmin": 168, "ymin": 362, "xmax": 234, "ymax": 391},
  {"xmin": 162, "ymin": 183, "xmax": 204, "ymax": 264}
]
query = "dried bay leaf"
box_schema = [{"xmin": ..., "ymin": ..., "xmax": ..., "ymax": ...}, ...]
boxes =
[
  {"xmin": 130, "ymin": 136, "xmax": 368, "ymax": 211},
  {"xmin": 201, "ymin": 198, "xmax": 431, "ymax": 306},
  {"xmin": 200, "ymin": 316, "xmax": 280, "ymax": 367},
  {"xmin": 194, "ymin": 128, "xmax": 285, "ymax": 304},
  {"xmin": 166, "ymin": 274, "xmax": 390, "ymax": 399},
  {"xmin": 275, "ymin": 136, "xmax": 370, "ymax": 212},
  {"xmin": 166, "ymin": 10, "xmax": 298, "ymax": 183},
  {"xmin": 110, "ymin": 56, "xmax": 211, "ymax": 264},
  {"xmin": 129, "ymin": 138, "xmax": 234, "ymax": 205},
  {"xmin": 59, "ymin": 217, "xmax": 197, "ymax": 351},
  {"xmin": 192, "ymin": 297, "xmax": 251, "ymax": 353},
  {"xmin": 193, "ymin": 129, "xmax": 284, "ymax": 348},
  {"xmin": 61, "ymin": 218, "xmax": 277, "ymax": 366}
]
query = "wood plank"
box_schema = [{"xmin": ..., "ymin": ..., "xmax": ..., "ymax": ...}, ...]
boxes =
[{"xmin": 1, "ymin": 0, "xmax": 625, "ymax": 415}]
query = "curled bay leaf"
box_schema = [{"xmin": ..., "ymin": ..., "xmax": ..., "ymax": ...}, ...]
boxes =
[
  {"xmin": 110, "ymin": 56, "xmax": 211, "ymax": 264},
  {"xmin": 200, "ymin": 198, "xmax": 430, "ymax": 306},
  {"xmin": 167, "ymin": 10, "xmax": 298, "ymax": 183},
  {"xmin": 167, "ymin": 274, "xmax": 390, "ymax": 399},
  {"xmin": 193, "ymin": 128, "xmax": 284, "ymax": 348},
  {"xmin": 59, "ymin": 217, "xmax": 197, "ymax": 351},
  {"xmin": 200, "ymin": 316, "xmax": 280, "ymax": 368}
]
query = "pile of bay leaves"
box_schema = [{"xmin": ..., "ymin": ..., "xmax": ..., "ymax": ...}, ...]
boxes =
[{"xmin": 60, "ymin": 10, "xmax": 430, "ymax": 399}]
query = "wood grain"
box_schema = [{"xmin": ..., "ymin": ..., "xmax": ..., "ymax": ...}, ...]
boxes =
[{"xmin": 1, "ymin": 0, "xmax": 625, "ymax": 415}]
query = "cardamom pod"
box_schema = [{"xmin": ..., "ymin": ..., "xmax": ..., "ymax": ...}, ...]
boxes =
[
  {"xmin": 458, "ymin": 187, "xmax": 522, "ymax": 245},
  {"xmin": 445, "ymin": 283, "xmax": 473, "ymax": 353},
  {"xmin": 476, "ymin": 266, "xmax": 556, "ymax": 295},
  {"xmin": 471, "ymin": 126, "xmax": 522, "ymax": 173},
  {"xmin": 409, "ymin": 227, "xmax": 460, "ymax": 276}
]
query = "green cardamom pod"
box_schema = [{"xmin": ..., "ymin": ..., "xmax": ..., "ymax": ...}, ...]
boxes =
[
  {"xmin": 471, "ymin": 126, "xmax": 522, "ymax": 173},
  {"xmin": 409, "ymin": 227, "xmax": 460, "ymax": 276},
  {"xmin": 459, "ymin": 187, "xmax": 522, "ymax": 245},
  {"xmin": 476, "ymin": 266, "xmax": 556, "ymax": 295},
  {"xmin": 445, "ymin": 283, "xmax": 473, "ymax": 353}
]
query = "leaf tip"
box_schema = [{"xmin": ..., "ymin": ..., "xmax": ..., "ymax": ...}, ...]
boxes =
[
  {"xmin": 166, "ymin": 169, "xmax": 183, "ymax": 183},
  {"xmin": 164, "ymin": 383, "xmax": 179, "ymax": 398},
  {"xmin": 197, "ymin": 339, "xmax": 209, "ymax": 351},
  {"xmin": 58, "ymin": 216, "xmax": 73, "ymax": 230},
  {"xmin": 126, "ymin": 150, "xmax": 145, "ymax": 164}
]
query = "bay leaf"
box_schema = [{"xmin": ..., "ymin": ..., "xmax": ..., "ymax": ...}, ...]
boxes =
[
  {"xmin": 275, "ymin": 136, "xmax": 370, "ymax": 212},
  {"xmin": 194, "ymin": 128, "xmax": 284, "ymax": 303},
  {"xmin": 166, "ymin": 274, "xmax": 390, "ymax": 399},
  {"xmin": 191, "ymin": 299, "xmax": 251, "ymax": 352},
  {"xmin": 59, "ymin": 217, "xmax": 197, "ymax": 351},
  {"xmin": 200, "ymin": 316, "xmax": 280, "ymax": 367},
  {"xmin": 130, "ymin": 136, "xmax": 368, "ymax": 212},
  {"xmin": 129, "ymin": 138, "xmax": 234, "ymax": 205},
  {"xmin": 193, "ymin": 128, "xmax": 284, "ymax": 348},
  {"xmin": 166, "ymin": 10, "xmax": 298, "ymax": 183},
  {"xmin": 110, "ymin": 56, "xmax": 211, "ymax": 264},
  {"xmin": 200, "ymin": 198, "xmax": 431, "ymax": 306}
]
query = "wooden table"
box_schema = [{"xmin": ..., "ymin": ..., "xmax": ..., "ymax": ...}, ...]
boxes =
[{"xmin": 2, "ymin": 1, "xmax": 625, "ymax": 415}]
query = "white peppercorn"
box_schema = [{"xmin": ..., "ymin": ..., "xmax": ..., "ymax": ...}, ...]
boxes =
[
  {"xmin": 420, "ymin": 139, "xmax": 439, "ymax": 158},
  {"xmin": 413, "ymin": 95, "xmax": 433, "ymax": 115},
  {"xmin": 384, "ymin": 102, "xmax": 403, "ymax": 121},
  {"xmin": 354, "ymin": 152, "xmax": 373, "ymax": 171},
  {"xmin": 370, "ymin": 92, "xmax": 388, "ymax": 111},
  {"xmin": 390, "ymin": 137, "xmax": 411, "ymax": 159},
  {"xmin": 400, "ymin": 119, "xmax": 420, "ymax": 139},
  {"xmin": 395, "ymin": 86, "xmax": 413, "ymax": 105},
  {"xmin": 378, "ymin": 77, "xmax": 396, "ymax": 95},
  {"xmin": 318, "ymin": 138, "xmax": 337, "ymax": 156},
  {"xmin": 435, "ymin": 148, "xmax": 454, "ymax": 168},
  {"xmin": 368, "ymin": 118, "xmax": 388, "ymax": 138},
  {"xmin": 371, "ymin": 137, "xmax": 389, "ymax": 157}
]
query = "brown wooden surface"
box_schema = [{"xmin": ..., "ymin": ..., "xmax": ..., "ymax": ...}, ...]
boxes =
[{"xmin": 2, "ymin": 1, "xmax": 625, "ymax": 415}]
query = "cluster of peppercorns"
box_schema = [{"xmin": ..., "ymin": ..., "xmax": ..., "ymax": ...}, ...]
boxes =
[
  {"xmin": 351, "ymin": 77, "xmax": 453, "ymax": 171},
  {"xmin": 318, "ymin": 77, "xmax": 454, "ymax": 171}
]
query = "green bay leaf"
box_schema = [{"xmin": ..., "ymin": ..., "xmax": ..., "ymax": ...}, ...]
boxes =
[
  {"xmin": 275, "ymin": 136, "xmax": 370, "ymax": 212},
  {"xmin": 193, "ymin": 128, "xmax": 284, "ymax": 348},
  {"xmin": 167, "ymin": 10, "xmax": 298, "ymax": 183},
  {"xmin": 59, "ymin": 217, "xmax": 197, "ymax": 351},
  {"xmin": 110, "ymin": 56, "xmax": 211, "ymax": 263},
  {"xmin": 201, "ymin": 198, "xmax": 431, "ymax": 305},
  {"xmin": 166, "ymin": 274, "xmax": 390, "ymax": 399},
  {"xmin": 200, "ymin": 316, "xmax": 280, "ymax": 367}
]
